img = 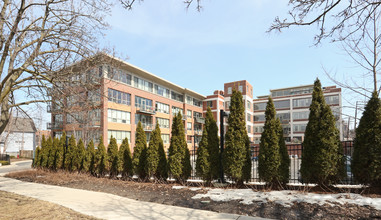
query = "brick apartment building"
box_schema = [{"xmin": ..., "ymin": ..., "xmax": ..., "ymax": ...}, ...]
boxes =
[{"xmin": 49, "ymin": 54, "xmax": 342, "ymax": 152}]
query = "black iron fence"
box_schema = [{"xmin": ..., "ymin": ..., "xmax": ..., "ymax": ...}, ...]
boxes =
[
  {"xmin": 190, "ymin": 141, "xmax": 355, "ymax": 185},
  {"xmin": 0, "ymin": 154, "xmax": 10, "ymax": 164}
]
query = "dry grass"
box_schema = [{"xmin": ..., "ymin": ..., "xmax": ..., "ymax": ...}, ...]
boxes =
[{"xmin": 0, "ymin": 191, "xmax": 100, "ymax": 220}]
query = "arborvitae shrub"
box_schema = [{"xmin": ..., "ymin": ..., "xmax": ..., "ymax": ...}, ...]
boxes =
[
  {"xmin": 223, "ymin": 90, "xmax": 251, "ymax": 185},
  {"xmin": 76, "ymin": 138, "xmax": 86, "ymax": 172},
  {"xmin": 87, "ymin": 140, "xmax": 96, "ymax": 176},
  {"xmin": 196, "ymin": 127, "xmax": 211, "ymax": 182},
  {"xmin": 95, "ymin": 136, "xmax": 108, "ymax": 177},
  {"xmin": 119, "ymin": 137, "xmax": 133, "ymax": 179},
  {"xmin": 64, "ymin": 135, "xmax": 76, "ymax": 172},
  {"xmin": 168, "ymin": 112, "xmax": 190, "ymax": 182},
  {"xmin": 59, "ymin": 132, "xmax": 67, "ymax": 170},
  {"xmin": 108, "ymin": 136, "xmax": 120, "ymax": 179},
  {"xmin": 156, "ymin": 133, "xmax": 168, "ymax": 181},
  {"xmin": 51, "ymin": 137, "xmax": 61, "ymax": 171},
  {"xmin": 352, "ymin": 91, "xmax": 381, "ymax": 187},
  {"xmin": 133, "ymin": 121, "xmax": 147, "ymax": 180},
  {"xmin": 205, "ymin": 107, "xmax": 220, "ymax": 181},
  {"xmin": 258, "ymin": 97, "xmax": 281, "ymax": 185},
  {"xmin": 300, "ymin": 78, "xmax": 344, "ymax": 186},
  {"xmin": 277, "ymin": 118, "xmax": 290, "ymax": 185},
  {"xmin": 33, "ymin": 146, "xmax": 41, "ymax": 168},
  {"xmin": 146, "ymin": 124, "xmax": 161, "ymax": 179}
]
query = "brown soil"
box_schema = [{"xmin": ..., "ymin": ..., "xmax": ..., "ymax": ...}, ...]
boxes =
[
  {"xmin": 6, "ymin": 170, "xmax": 381, "ymax": 220},
  {"xmin": 0, "ymin": 190, "xmax": 99, "ymax": 220}
]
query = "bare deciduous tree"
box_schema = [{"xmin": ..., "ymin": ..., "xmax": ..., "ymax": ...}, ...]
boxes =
[
  {"xmin": 325, "ymin": 7, "xmax": 381, "ymax": 100},
  {"xmin": 0, "ymin": 0, "xmax": 111, "ymax": 136},
  {"xmin": 269, "ymin": 1, "xmax": 381, "ymax": 44}
]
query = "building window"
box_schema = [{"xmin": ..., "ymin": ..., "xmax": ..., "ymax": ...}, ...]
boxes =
[
  {"xmin": 171, "ymin": 91, "xmax": 184, "ymax": 102},
  {"xmin": 206, "ymin": 101, "xmax": 213, "ymax": 108},
  {"xmin": 276, "ymin": 113, "xmax": 290, "ymax": 122},
  {"xmin": 254, "ymin": 102, "xmax": 267, "ymax": 111},
  {"xmin": 133, "ymin": 76, "xmax": 153, "ymax": 93},
  {"xmin": 247, "ymin": 113, "xmax": 251, "ymax": 122},
  {"xmin": 155, "ymin": 102, "xmax": 170, "ymax": 114},
  {"xmin": 135, "ymin": 96, "xmax": 153, "ymax": 109},
  {"xmin": 108, "ymin": 109, "xmax": 131, "ymax": 124},
  {"xmin": 247, "ymin": 100, "xmax": 251, "ymax": 110},
  {"xmin": 254, "ymin": 126, "xmax": 264, "ymax": 133},
  {"xmin": 293, "ymin": 111, "xmax": 309, "ymax": 120},
  {"xmin": 293, "ymin": 98, "xmax": 312, "ymax": 108},
  {"xmin": 135, "ymin": 114, "xmax": 153, "ymax": 126},
  {"xmin": 193, "ymin": 99, "xmax": 202, "ymax": 107},
  {"xmin": 293, "ymin": 124, "xmax": 307, "ymax": 132},
  {"xmin": 156, "ymin": 117, "xmax": 170, "ymax": 129},
  {"xmin": 187, "ymin": 110, "xmax": 192, "ymax": 118},
  {"xmin": 161, "ymin": 134, "xmax": 170, "ymax": 144},
  {"xmin": 108, "ymin": 89, "xmax": 131, "ymax": 105},
  {"xmin": 325, "ymin": 95, "xmax": 339, "ymax": 105},
  {"xmin": 254, "ymin": 114, "xmax": 265, "ymax": 122},
  {"xmin": 187, "ymin": 122, "xmax": 192, "ymax": 130},
  {"xmin": 225, "ymin": 101, "xmax": 230, "ymax": 110},
  {"xmin": 274, "ymin": 100, "xmax": 290, "ymax": 109},
  {"xmin": 228, "ymin": 87, "xmax": 232, "ymax": 94},
  {"xmin": 194, "ymin": 111, "xmax": 202, "ymax": 118},
  {"xmin": 108, "ymin": 130, "xmax": 131, "ymax": 144},
  {"xmin": 238, "ymin": 85, "xmax": 243, "ymax": 93},
  {"xmin": 248, "ymin": 125, "xmax": 251, "ymax": 133},
  {"xmin": 186, "ymin": 96, "xmax": 193, "ymax": 104},
  {"xmin": 154, "ymin": 84, "xmax": 170, "ymax": 98},
  {"xmin": 172, "ymin": 106, "xmax": 183, "ymax": 115}
]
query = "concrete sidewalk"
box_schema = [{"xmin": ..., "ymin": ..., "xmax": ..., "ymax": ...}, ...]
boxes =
[{"xmin": 0, "ymin": 177, "xmax": 269, "ymax": 220}]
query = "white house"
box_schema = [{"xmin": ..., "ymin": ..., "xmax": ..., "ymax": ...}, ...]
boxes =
[{"xmin": 0, "ymin": 117, "xmax": 36, "ymax": 156}]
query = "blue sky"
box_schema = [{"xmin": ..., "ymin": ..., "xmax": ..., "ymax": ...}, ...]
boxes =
[{"xmin": 102, "ymin": 0, "xmax": 367, "ymax": 122}]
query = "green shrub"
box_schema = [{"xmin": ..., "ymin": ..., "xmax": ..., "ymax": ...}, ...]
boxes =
[{"xmin": 0, "ymin": 160, "xmax": 10, "ymax": 165}]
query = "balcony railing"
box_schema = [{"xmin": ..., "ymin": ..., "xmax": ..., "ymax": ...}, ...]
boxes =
[
  {"xmin": 141, "ymin": 123, "xmax": 154, "ymax": 131},
  {"xmin": 194, "ymin": 130, "xmax": 203, "ymax": 135},
  {"xmin": 135, "ymin": 103, "xmax": 156, "ymax": 114},
  {"xmin": 194, "ymin": 117, "xmax": 205, "ymax": 124}
]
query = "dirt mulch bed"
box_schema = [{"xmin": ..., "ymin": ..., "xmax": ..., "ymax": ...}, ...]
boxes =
[
  {"xmin": 6, "ymin": 170, "xmax": 381, "ymax": 220},
  {"xmin": 0, "ymin": 190, "xmax": 99, "ymax": 220}
]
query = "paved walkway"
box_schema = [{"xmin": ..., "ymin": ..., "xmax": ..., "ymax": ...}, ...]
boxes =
[
  {"xmin": 0, "ymin": 160, "xmax": 32, "ymax": 176},
  {"xmin": 0, "ymin": 177, "xmax": 269, "ymax": 220}
]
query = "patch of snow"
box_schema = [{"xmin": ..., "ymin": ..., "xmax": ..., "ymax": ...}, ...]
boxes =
[
  {"xmin": 192, "ymin": 189, "xmax": 381, "ymax": 210},
  {"xmin": 189, "ymin": 187, "xmax": 202, "ymax": 191},
  {"xmin": 172, "ymin": 186, "xmax": 187, "ymax": 189}
]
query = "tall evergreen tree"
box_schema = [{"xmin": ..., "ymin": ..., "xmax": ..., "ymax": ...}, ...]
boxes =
[
  {"xmin": 300, "ymin": 78, "xmax": 344, "ymax": 186},
  {"xmin": 258, "ymin": 97, "xmax": 282, "ymax": 185},
  {"xmin": 64, "ymin": 135, "xmax": 76, "ymax": 172},
  {"xmin": 156, "ymin": 131, "xmax": 168, "ymax": 181},
  {"xmin": 51, "ymin": 137, "xmax": 61, "ymax": 171},
  {"xmin": 168, "ymin": 112, "xmax": 191, "ymax": 182},
  {"xmin": 223, "ymin": 90, "xmax": 251, "ymax": 185},
  {"xmin": 59, "ymin": 132, "xmax": 67, "ymax": 170},
  {"xmin": 33, "ymin": 146, "xmax": 41, "ymax": 168},
  {"xmin": 277, "ymin": 118, "xmax": 291, "ymax": 185},
  {"xmin": 205, "ymin": 107, "xmax": 220, "ymax": 181},
  {"xmin": 76, "ymin": 138, "xmax": 86, "ymax": 172},
  {"xmin": 108, "ymin": 136, "xmax": 120, "ymax": 179},
  {"xmin": 42, "ymin": 136, "xmax": 53, "ymax": 169},
  {"xmin": 119, "ymin": 137, "xmax": 133, "ymax": 179},
  {"xmin": 133, "ymin": 121, "xmax": 148, "ymax": 180},
  {"xmin": 196, "ymin": 126, "xmax": 210, "ymax": 182},
  {"xmin": 95, "ymin": 136, "xmax": 108, "ymax": 177},
  {"xmin": 86, "ymin": 140, "xmax": 96, "ymax": 176},
  {"xmin": 146, "ymin": 124, "xmax": 161, "ymax": 179},
  {"xmin": 352, "ymin": 91, "xmax": 381, "ymax": 187},
  {"xmin": 38, "ymin": 135, "xmax": 46, "ymax": 168}
]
